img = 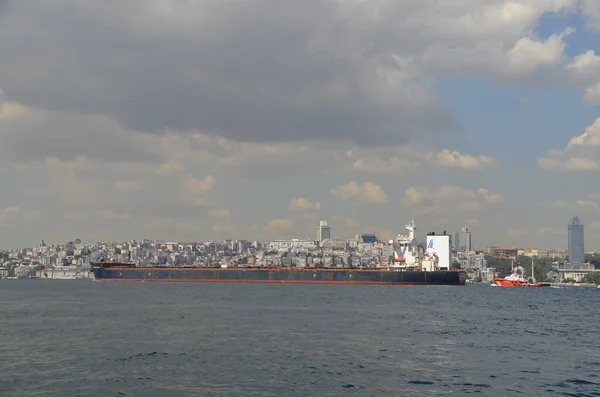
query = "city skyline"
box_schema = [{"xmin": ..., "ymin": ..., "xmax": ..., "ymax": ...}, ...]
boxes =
[
  {"xmin": 1, "ymin": 2, "xmax": 600, "ymax": 249},
  {"xmin": 0, "ymin": 216, "xmax": 593, "ymax": 254}
]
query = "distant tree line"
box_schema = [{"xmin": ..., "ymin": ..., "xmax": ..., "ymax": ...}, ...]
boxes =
[
  {"xmin": 485, "ymin": 255, "xmax": 557, "ymax": 281},
  {"xmin": 585, "ymin": 253, "xmax": 600, "ymax": 268}
]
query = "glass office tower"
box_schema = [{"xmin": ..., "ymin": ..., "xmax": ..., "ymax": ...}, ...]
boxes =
[{"xmin": 568, "ymin": 216, "xmax": 584, "ymax": 263}]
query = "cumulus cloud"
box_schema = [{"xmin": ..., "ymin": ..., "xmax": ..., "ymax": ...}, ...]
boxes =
[
  {"xmin": 433, "ymin": 149, "xmax": 498, "ymax": 170},
  {"xmin": 182, "ymin": 175, "xmax": 216, "ymax": 195},
  {"xmin": 345, "ymin": 145, "xmax": 497, "ymax": 175},
  {"xmin": 145, "ymin": 218, "xmax": 197, "ymax": 233},
  {"xmin": 404, "ymin": 185, "xmax": 503, "ymax": 215},
  {"xmin": 114, "ymin": 180, "xmax": 140, "ymax": 191},
  {"xmin": 212, "ymin": 222, "xmax": 232, "ymax": 235},
  {"xmin": 97, "ymin": 210, "xmax": 132, "ymax": 220},
  {"xmin": 156, "ymin": 161, "xmax": 186, "ymax": 176},
  {"xmin": 0, "ymin": 95, "xmax": 161, "ymax": 164},
  {"xmin": 330, "ymin": 181, "xmax": 388, "ymax": 204},
  {"xmin": 506, "ymin": 28, "xmax": 574, "ymax": 75},
  {"xmin": 265, "ymin": 218, "xmax": 295, "ymax": 234},
  {"xmin": 0, "ymin": 0, "xmax": 589, "ymax": 151},
  {"xmin": 535, "ymin": 227, "xmax": 562, "ymax": 236},
  {"xmin": 538, "ymin": 118, "xmax": 600, "ymax": 171},
  {"xmin": 0, "ymin": 0, "xmax": 597, "ymax": 247},
  {"xmin": 0, "ymin": 1, "xmax": 461, "ymax": 147},
  {"xmin": 567, "ymin": 50, "xmax": 600, "ymax": 104},
  {"xmin": 288, "ymin": 198, "xmax": 321, "ymax": 211},
  {"xmin": 0, "ymin": 206, "xmax": 37, "ymax": 227},
  {"xmin": 506, "ymin": 229, "xmax": 524, "ymax": 237},
  {"xmin": 209, "ymin": 209, "xmax": 231, "ymax": 219},
  {"xmin": 581, "ymin": 0, "xmax": 600, "ymax": 30}
]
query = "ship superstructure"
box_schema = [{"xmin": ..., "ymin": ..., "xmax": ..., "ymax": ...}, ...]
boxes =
[{"xmin": 391, "ymin": 220, "xmax": 440, "ymax": 271}]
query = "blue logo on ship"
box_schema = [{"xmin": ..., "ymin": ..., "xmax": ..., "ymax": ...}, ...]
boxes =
[{"xmin": 427, "ymin": 240, "xmax": 434, "ymax": 249}]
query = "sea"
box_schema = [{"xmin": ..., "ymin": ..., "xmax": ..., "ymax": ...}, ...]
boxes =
[{"xmin": 1, "ymin": 281, "xmax": 599, "ymax": 397}]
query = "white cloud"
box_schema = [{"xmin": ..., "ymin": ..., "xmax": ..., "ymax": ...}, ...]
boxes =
[
  {"xmin": 343, "ymin": 218, "xmax": 360, "ymax": 228},
  {"xmin": 506, "ymin": 28, "xmax": 574, "ymax": 75},
  {"xmin": 330, "ymin": 181, "xmax": 388, "ymax": 204},
  {"xmin": 433, "ymin": 149, "xmax": 498, "ymax": 170},
  {"xmin": 463, "ymin": 218, "xmax": 480, "ymax": 227},
  {"xmin": 568, "ymin": 50, "xmax": 600, "ymax": 81},
  {"xmin": 182, "ymin": 175, "xmax": 216, "ymax": 195},
  {"xmin": 349, "ymin": 153, "xmax": 414, "ymax": 175},
  {"xmin": 507, "ymin": 229, "xmax": 524, "ymax": 237},
  {"xmin": 0, "ymin": 1, "xmax": 598, "ymax": 249},
  {"xmin": 535, "ymin": 227, "xmax": 563, "ymax": 236},
  {"xmin": 212, "ymin": 222, "xmax": 233, "ymax": 235},
  {"xmin": 581, "ymin": 0, "xmax": 600, "ymax": 30},
  {"xmin": 156, "ymin": 161, "xmax": 186, "ymax": 175},
  {"xmin": 346, "ymin": 145, "xmax": 497, "ymax": 175},
  {"xmin": 576, "ymin": 199, "xmax": 600, "ymax": 212},
  {"xmin": 114, "ymin": 180, "xmax": 140, "ymax": 191},
  {"xmin": 404, "ymin": 185, "xmax": 503, "ymax": 215},
  {"xmin": 0, "ymin": 206, "xmax": 37, "ymax": 227},
  {"xmin": 97, "ymin": 210, "xmax": 132, "ymax": 220},
  {"xmin": 209, "ymin": 209, "xmax": 231, "ymax": 219},
  {"xmin": 265, "ymin": 218, "xmax": 295, "ymax": 234},
  {"xmin": 288, "ymin": 198, "xmax": 321, "ymax": 211},
  {"xmin": 0, "ymin": 101, "xmax": 30, "ymax": 119},
  {"xmin": 192, "ymin": 198, "xmax": 217, "ymax": 208},
  {"xmin": 547, "ymin": 199, "xmax": 570, "ymax": 209},
  {"xmin": 300, "ymin": 213, "xmax": 317, "ymax": 220},
  {"xmin": 145, "ymin": 218, "xmax": 196, "ymax": 233},
  {"xmin": 567, "ymin": 49, "xmax": 600, "ymax": 104},
  {"xmin": 64, "ymin": 210, "xmax": 132, "ymax": 222},
  {"xmin": 538, "ymin": 118, "xmax": 600, "ymax": 171},
  {"xmin": 0, "ymin": 0, "xmax": 589, "ymax": 151}
]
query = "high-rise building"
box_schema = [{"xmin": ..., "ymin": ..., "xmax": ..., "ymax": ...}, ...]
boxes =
[
  {"xmin": 453, "ymin": 227, "xmax": 472, "ymax": 252},
  {"xmin": 356, "ymin": 234, "xmax": 378, "ymax": 244},
  {"xmin": 568, "ymin": 216, "xmax": 584, "ymax": 263},
  {"xmin": 317, "ymin": 221, "xmax": 331, "ymax": 241}
]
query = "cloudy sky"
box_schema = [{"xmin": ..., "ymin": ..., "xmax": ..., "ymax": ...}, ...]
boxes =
[{"xmin": 0, "ymin": 1, "xmax": 599, "ymax": 250}]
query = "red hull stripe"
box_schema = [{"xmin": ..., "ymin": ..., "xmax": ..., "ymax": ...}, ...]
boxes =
[{"xmin": 94, "ymin": 278, "xmax": 461, "ymax": 285}]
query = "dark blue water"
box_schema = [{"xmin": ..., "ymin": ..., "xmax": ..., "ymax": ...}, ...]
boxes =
[{"xmin": 1, "ymin": 281, "xmax": 599, "ymax": 396}]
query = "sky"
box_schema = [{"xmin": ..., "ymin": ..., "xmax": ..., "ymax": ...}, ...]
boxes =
[{"xmin": 0, "ymin": 0, "xmax": 600, "ymax": 250}]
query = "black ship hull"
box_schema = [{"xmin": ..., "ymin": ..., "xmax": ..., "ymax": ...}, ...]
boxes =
[{"xmin": 91, "ymin": 263, "xmax": 467, "ymax": 285}]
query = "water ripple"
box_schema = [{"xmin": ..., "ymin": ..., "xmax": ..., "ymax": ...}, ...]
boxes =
[{"xmin": 1, "ymin": 281, "xmax": 599, "ymax": 396}]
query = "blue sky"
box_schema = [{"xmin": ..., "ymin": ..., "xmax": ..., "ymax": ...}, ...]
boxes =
[{"xmin": 0, "ymin": 0, "xmax": 599, "ymax": 250}]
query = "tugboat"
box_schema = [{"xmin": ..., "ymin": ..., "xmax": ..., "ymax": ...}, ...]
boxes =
[{"xmin": 494, "ymin": 258, "xmax": 551, "ymax": 287}]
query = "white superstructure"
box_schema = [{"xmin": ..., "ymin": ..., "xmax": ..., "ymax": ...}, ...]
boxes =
[
  {"xmin": 426, "ymin": 234, "xmax": 452, "ymax": 269},
  {"xmin": 389, "ymin": 220, "xmax": 440, "ymax": 271}
]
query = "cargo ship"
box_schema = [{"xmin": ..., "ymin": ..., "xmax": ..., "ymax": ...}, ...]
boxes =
[{"xmin": 91, "ymin": 221, "xmax": 467, "ymax": 285}]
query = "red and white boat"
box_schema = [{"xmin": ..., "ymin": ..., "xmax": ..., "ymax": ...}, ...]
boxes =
[{"xmin": 493, "ymin": 258, "xmax": 551, "ymax": 287}]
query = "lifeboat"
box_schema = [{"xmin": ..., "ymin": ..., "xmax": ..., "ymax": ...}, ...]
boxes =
[{"xmin": 394, "ymin": 257, "xmax": 405, "ymax": 262}]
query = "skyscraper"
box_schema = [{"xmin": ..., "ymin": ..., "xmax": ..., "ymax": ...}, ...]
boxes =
[
  {"xmin": 317, "ymin": 221, "xmax": 331, "ymax": 241},
  {"xmin": 568, "ymin": 216, "xmax": 584, "ymax": 263},
  {"xmin": 453, "ymin": 227, "xmax": 472, "ymax": 252}
]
